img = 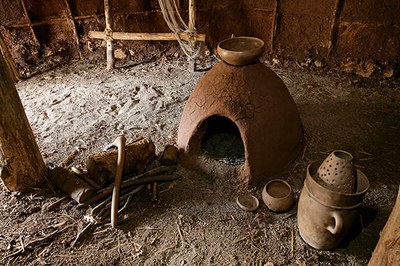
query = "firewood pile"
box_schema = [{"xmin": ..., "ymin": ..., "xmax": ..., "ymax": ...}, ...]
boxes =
[{"xmin": 47, "ymin": 136, "xmax": 179, "ymax": 245}]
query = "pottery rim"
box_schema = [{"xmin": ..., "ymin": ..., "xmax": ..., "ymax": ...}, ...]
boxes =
[
  {"xmin": 217, "ymin": 37, "xmax": 265, "ymax": 66},
  {"xmin": 262, "ymin": 179, "xmax": 294, "ymax": 212}
]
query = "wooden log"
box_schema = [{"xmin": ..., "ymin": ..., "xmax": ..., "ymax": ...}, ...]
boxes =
[
  {"xmin": 368, "ymin": 187, "xmax": 400, "ymax": 266},
  {"xmin": 0, "ymin": 53, "xmax": 46, "ymax": 191},
  {"xmin": 88, "ymin": 31, "xmax": 206, "ymax": 42},
  {"xmin": 160, "ymin": 145, "xmax": 179, "ymax": 166},
  {"xmin": 86, "ymin": 138, "xmax": 155, "ymax": 188},
  {"xmin": 49, "ymin": 167, "xmax": 95, "ymax": 204}
]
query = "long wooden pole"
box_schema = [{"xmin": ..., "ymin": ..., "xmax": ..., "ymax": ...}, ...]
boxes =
[
  {"xmin": 104, "ymin": 0, "xmax": 114, "ymax": 70},
  {"xmin": 88, "ymin": 31, "xmax": 206, "ymax": 42},
  {"xmin": 0, "ymin": 53, "xmax": 46, "ymax": 191}
]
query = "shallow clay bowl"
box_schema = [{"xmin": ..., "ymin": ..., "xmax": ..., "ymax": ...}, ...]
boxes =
[
  {"xmin": 262, "ymin": 179, "xmax": 294, "ymax": 212},
  {"xmin": 217, "ymin": 37, "xmax": 265, "ymax": 66},
  {"xmin": 236, "ymin": 194, "xmax": 259, "ymax": 212}
]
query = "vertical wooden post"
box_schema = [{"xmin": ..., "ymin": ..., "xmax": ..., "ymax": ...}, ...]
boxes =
[
  {"xmin": 188, "ymin": 0, "xmax": 196, "ymax": 30},
  {"xmin": 328, "ymin": 0, "xmax": 342, "ymax": 55},
  {"xmin": 63, "ymin": 0, "xmax": 80, "ymax": 47},
  {"xmin": 0, "ymin": 53, "xmax": 46, "ymax": 191},
  {"xmin": 104, "ymin": 0, "xmax": 114, "ymax": 70},
  {"xmin": 270, "ymin": 0, "xmax": 279, "ymax": 52},
  {"xmin": 20, "ymin": 0, "xmax": 40, "ymax": 46},
  {"xmin": 188, "ymin": 0, "xmax": 196, "ymax": 72}
]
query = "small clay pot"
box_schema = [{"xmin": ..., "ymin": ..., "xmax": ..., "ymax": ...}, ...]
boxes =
[
  {"xmin": 262, "ymin": 179, "xmax": 294, "ymax": 212},
  {"xmin": 217, "ymin": 37, "xmax": 264, "ymax": 66}
]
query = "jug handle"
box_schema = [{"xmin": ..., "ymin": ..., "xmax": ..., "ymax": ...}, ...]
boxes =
[{"xmin": 326, "ymin": 211, "xmax": 343, "ymax": 235}]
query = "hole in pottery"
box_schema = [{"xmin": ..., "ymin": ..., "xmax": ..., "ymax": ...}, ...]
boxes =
[
  {"xmin": 334, "ymin": 150, "xmax": 353, "ymax": 161},
  {"xmin": 201, "ymin": 115, "xmax": 244, "ymax": 165}
]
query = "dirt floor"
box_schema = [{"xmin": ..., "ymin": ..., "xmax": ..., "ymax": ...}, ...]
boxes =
[{"xmin": 0, "ymin": 54, "xmax": 399, "ymax": 265}]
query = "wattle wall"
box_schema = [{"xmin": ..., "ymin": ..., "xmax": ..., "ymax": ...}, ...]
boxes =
[{"xmin": 0, "ymin": 0, "xmax": 399, "ymax": 78}]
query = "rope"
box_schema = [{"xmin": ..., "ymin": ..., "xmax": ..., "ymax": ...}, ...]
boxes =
[{"xmin": 158, "ymin": 0, "xmax": 200, "ymax": 59}]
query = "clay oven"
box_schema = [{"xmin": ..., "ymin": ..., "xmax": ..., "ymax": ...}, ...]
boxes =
[{"xmin": 177, "ymin": 60, "xmax": 304, "ymax": 186}]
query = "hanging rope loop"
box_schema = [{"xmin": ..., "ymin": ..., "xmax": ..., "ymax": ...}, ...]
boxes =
[{"xmin": 158, "ymin": 0, "xmax": 200, "ymax": 59}]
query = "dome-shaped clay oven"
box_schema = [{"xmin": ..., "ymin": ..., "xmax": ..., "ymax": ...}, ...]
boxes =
[{"xmin": 177, "ymin": 62, "xmax": 304, "ymax": 186}]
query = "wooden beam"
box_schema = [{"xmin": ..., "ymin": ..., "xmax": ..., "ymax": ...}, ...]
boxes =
[
  {"xmin": 7, "ymin": 15, "xmax": 105, "ymax": 29},
  {"xmin": 20, "ymin": 0, "xmax": 39, "ymax": 46},
  {"xmin": 63, "ymin": 0, "xmax": 79, "ymax": 47},
  {"xmin": 89, "ymin": 31, "xmax": 206, "ymax": 42},
  {"xmin": 368, "ymin": 187, "xmax": 400, "ymax": 266},
  {"xmin": 0, "ymin": 52, "xmax": 46, "ymax": 191}
]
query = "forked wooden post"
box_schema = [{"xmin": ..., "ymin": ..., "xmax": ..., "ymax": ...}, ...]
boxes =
[
  {"xmin": 188, "ymin": 0, "xmax": 196, "ymax": 72},
  {"xmin": 0, "ymin": 53, "xmax": 46, "ymax": 191},
  {"xmin": 104, "ymin": 0, "xmax": 114, "ymax": 70}
]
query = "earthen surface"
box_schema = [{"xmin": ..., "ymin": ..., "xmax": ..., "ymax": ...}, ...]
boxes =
[{"xmin": 0, "ymin": 57, "xmax": 399, "ymax": 265}]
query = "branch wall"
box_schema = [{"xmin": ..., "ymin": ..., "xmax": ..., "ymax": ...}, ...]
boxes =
[{"xmin": 0, "ymin": 0, "xmax": 399, "ymax": 77}]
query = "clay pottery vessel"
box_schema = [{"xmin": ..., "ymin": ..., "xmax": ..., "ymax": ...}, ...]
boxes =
[
  {"xmin": 317, "ymin": 150, "xmax": 356, "ymax": 193},
  {"xmin": 262, "ymin": 179, "xmax": 294, "ymax": 212},
  {"xmin": 236, "ymin": 194, "xmax": 259, "ymax": 212},
  {"xmin": 217, "ymin": 37, "xmax": 264, "ymax": 66},
  {"xmin": 297, "ymin": 161, "xmax": 369, "ymax": 250}
]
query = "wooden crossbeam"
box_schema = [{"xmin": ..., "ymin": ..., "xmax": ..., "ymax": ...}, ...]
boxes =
[{"xmin": 88, "ymin": 31, "xmax": 206, "ymax": 42}]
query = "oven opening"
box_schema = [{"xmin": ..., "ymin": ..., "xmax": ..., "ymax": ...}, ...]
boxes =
[{"xmin": 200, "ymin": 116, "xmax": 244, "ymax": 165}]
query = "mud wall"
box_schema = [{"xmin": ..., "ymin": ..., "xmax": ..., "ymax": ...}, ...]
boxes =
[{"xmin": 0, "ymin": 0, "xmax": 399, "ymax": 78}]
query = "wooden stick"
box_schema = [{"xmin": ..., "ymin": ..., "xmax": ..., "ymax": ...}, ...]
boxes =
[
  {"xmin": 83, "ymin": 165, "xmax": 175, "ymax": 205},
  {"xmin": 70, "ymin": 223, "xmax": 94, "ymax": 248},
  {"xmin": 121, "ymin": 174, "xmax": 180, "ymax": 187},
  {"xmin": 110, "ymin": 135, "xmax": 126, "ymax": 228},
  {"xmin": 2, "ymin": 223, "xmax": 75, "ymax": 260},
  {"xmin": 104, "ymin": 0, "xmax": 114, "ymax": 70},
  {"xmin": 88, "ymin": 31, "xmax": 206, "ymax": 42},
  {"xmin": 45, "ymin": 196, "xmax": 69, "ymax": 211},
  {"xmin": 270, "ymin": 0, "xmax": 279, "ymax": 51},
  {"xmin": 19, "ymin": 0, "xmax": 39, "ymax": 46}
]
